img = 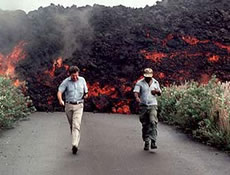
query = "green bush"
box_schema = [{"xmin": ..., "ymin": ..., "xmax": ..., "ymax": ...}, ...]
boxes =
[
  {"xmin": 0, "ymin": 76, "xmax": 36, "ymax": 128},
  {"xmin": 158, "ymin": 77, "xmax": 230, "ymax": 151},
  {"xmin": 175, "ymin": 82, "xmax": 214, "ymax": 130},
  {"xmin": 158, "ymin": 85, "xmax": 179, "ymax": 124}
]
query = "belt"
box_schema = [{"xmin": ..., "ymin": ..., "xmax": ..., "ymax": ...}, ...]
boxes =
[{"xmin": 66, "ymin": 101, "xmax": 83, "ymax": 105}]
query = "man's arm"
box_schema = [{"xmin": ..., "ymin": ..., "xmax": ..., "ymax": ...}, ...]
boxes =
[
  {"xmin": 134, "ymin": 92, "xmax": 141, "ymax": 103},
  {"xmin": 57, "ymin": 91, "xmax": 65, "ymax": 106},
  {"xmin": 133, "ymin": 82, "xmax": 141, "ymax": 103},
  {"xmin": 151, "ymin": 81, "xmax": 161, "ymax": 96},
  {"xmin": 83, "ymin": 78, "xmax": 88, "ymax": 99},
  {"xmin": 151, "ymin": 89, "xmax": 161, "ymax": 96},
  {"xmin": 83, "ymin": 92, "xmax": 88, "ymax": 99},
  {"xmin": 57, "ymin": 79, "xmax": 67, "ymax": 106}
]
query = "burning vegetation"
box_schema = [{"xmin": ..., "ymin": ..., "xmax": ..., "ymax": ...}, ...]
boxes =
[{"xmin": 0, "ymin": 0, "xmax": 229, "ymax": 113}]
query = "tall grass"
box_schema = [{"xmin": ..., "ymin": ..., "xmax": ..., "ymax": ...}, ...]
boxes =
[{"xmin": 158, "ymin": 77, "xmax": 230, "ymax": 151}]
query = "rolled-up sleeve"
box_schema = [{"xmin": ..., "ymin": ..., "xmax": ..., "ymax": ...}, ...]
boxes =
[
  {"xmin": 156, "ymin": 81, "xmax": 162, "ymax": 93},
  {"xmin": 133, "ymin": 83, "xmax": 140, "ymax": 93},
  {"xmin": 83, "ymin": 78, "xmax": 88, "ymax": 93},
  {"xmin": 58, "ymin": 80, "xmax": 67, "ymax": 93}
]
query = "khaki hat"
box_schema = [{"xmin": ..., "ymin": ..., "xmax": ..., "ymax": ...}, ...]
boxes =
[{"xmin": 143, "ymin": 68, "xmax": 153, "ymax": 77}]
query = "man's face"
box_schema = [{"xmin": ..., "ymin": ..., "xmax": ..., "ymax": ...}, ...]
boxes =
[
  {"xmin": 70, "ymin": 72, "xmax": 79, "ymax": 82},
  {"xmin": 144, "ymin": 77, "xmax": 152, "ymax": 83}
]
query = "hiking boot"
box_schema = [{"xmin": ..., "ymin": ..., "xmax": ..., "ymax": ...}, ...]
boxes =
[
  {"xmin": 144, "ymin": 140, "xmax": 150, "ymax": 151},
  {"xmin": 151, "ymin": 140, "xmax": 157, "ymax": 149}
]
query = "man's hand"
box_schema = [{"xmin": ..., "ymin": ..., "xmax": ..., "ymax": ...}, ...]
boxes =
[
  {"xmin": 57, "ymin": 91, "xmax": 65, "ymax": 106},
  {"xmin": 135, "ymin": 97, "xmax": 141, "ymax": 103},
  {"xmin": 134, "ymin": 92, "xmax": 141, "ymax": 103},
  {"xmin": 84, "ymin": 93, "xmax": 88, "ymax": 99},
  {"xmin": 151, "ymin": 89, "xmax": 161, "ymax": 96},
  {"xmin": 59, "ymin": 100, "xmax": 65, "ymax": 106}
]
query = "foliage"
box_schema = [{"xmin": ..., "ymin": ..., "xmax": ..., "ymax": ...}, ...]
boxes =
[
  {"xmin": 158, "ymin": 77, "xmax": 230, "ymax": 151},
  {"xmin": 0, "ymin": 76, "xmax": 36, "ymax": 128}
]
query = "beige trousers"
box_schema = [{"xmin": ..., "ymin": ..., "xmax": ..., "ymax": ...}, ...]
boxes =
[{"xmin": 65, "ymin": 103, "xmax": 84, "ymax": 147}]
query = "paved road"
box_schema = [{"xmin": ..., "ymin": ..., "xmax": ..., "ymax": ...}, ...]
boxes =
[{"xmin": 0, "ymin": 112, "xmax": 229, "ymax": 175}]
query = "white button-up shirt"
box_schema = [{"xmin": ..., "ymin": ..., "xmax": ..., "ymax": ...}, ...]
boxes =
[
  {"xmin": 58, "ymin": 76, "xmax": 88, "ymax": 102},
  {"xmin": 133, "ymin": 78, "xmax": 161, "ymax": 106}
]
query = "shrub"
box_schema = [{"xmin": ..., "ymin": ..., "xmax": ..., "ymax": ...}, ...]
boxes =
[
  {"xmin": 158, "ymin": 85, "xmax": 179, "ymax": 124},
  {"xmin": 158, "ymin": 77, "xmax": 230, "ymax": 151},
  {"xmin": 0, "ymin": 76, "xmax": 36, "ymax": 128}
]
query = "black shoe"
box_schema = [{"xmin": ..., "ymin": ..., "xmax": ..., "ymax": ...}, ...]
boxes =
[
  {"xmin": 144, "ymin": 140, "xmax": 150, "ymax": 151},
  {"xmin": 151, "ymin": 141, "xmax": 157, "ymax": 149},
  {"xmin": 72, "ymin": 146, "xmax": 78, "ymax": 154}
]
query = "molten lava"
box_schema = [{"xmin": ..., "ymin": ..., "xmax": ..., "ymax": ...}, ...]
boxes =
[
  {"xmin": 140, "ymin": 50, "xmax": 167, "ymax": 62},
  {"xmin": 44, "ymin": 57, "xmax": 68, "ymax": 78},
  {"xmin": 88, "ymin": 82, "xmax": 118, "ymax": 98},
  {"xmin": 141, "ymin": 34, "xmax": 227, "ymax": 66},
  {"xmin": 87, "ymin": 82, "xmax": 132, "ymax": 114},
  {"xmin": 182, "ymin": 36, "xmax": 200, "ymax": 45},
  {"xmin": 112, "ymin": 100, "xmax": 131, "ymax": 114},
  {"xmin": 3, "ymin": 34, "xmax": 228, "ymax": 114},
  {"xmin": 0, "ymin": 41, "xmax": 26, "ymax": 77},
  {"xmin": 159, "ymin": 72, "xmax": 165, "ymax": 79},
  {"xmin": 208, "ymin": 55, "xmax": 220, "ymax": 62},
  {"xmin": 0, "ymin": 41, "xmax": 26, "ymax": 86},
  {"xmin": 215, "ymin": 42, "xmax": 230, "ymax": 53}
]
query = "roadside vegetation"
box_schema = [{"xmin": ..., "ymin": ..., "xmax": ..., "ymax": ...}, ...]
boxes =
[
  {"xmin": 158, "ymin": 77, "xmax": 230, "ymax": 152},
  {"xmin": 0, "ymin": 76, "xmax": 36, "ymax": 129}
]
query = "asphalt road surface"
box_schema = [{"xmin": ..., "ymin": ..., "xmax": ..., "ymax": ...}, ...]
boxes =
[{"xmin": 0, "ymin": 112, "xmax": 230, "ymax": 175}]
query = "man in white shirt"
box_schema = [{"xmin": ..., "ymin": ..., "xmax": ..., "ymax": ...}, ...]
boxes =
[
  {"xmin": 57, "ymin": 66, "xmax": 88, "ymax": 154},
  {"xmin": 133, "ymin": 68, "xmax": 161, "ymax": 151}
]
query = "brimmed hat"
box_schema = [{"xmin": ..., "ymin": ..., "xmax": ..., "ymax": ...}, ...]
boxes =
[{"xmin": 143, "ymin": 68, "xmax": 153, "ymax": 77}]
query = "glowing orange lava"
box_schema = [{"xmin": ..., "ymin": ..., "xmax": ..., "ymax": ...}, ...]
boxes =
[
  {"xmin": 208, "ymin": 55, "xmax": 220, "ymax": 62},
  {"xmin": 0, "ymin": 41, "xmax": 27, "ymax": 87},
  {"xmin": 140, "ymin": 50, "xmax": 167, "ymax": 62},
  {"xmin": 88, "ymin": 82, "xmax": 118, "ymax": 98},
  {"xmin": 215, "ymin": 42, "xmax": 230, "ymax": 53},
  {"xmin": 159, "ymin": 72, "xmax": 165, "ymax": 79},
  {"xmin": 112, "ymin": 100, "xmax": 131, "ymax": 114},
  {"xmin": 0, "ymin": 41, "xmax": 26, "ymax": 78},
  {"xmin": 182, "ymin": 36, "xmax": 200, "ymax": 45},
  {"xmin": 44, "ymin": 57, "xmax": 69, "ymax": 78}
]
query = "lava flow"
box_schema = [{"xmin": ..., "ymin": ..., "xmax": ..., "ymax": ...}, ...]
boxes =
[{"xmin": 0, "ymin": 41, "xmax": 26, "ymax": 86}]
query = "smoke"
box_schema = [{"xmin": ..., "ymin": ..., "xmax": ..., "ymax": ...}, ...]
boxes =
[
  {"xmin": 161, "ymin": 0, "xmax": 169, "ymax": 5},
  {"xmin": 0, "ymin": 10, "xmax": 30, "ymax": 54},
  {"xmin": 54, "ymin": 6, "xmax": 94, "ymax": 59}
]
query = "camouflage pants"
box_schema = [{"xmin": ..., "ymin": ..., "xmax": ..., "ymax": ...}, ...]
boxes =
[{"xmin": 139, "ymin": 105, "xmax": 158, "ymax": 142}]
